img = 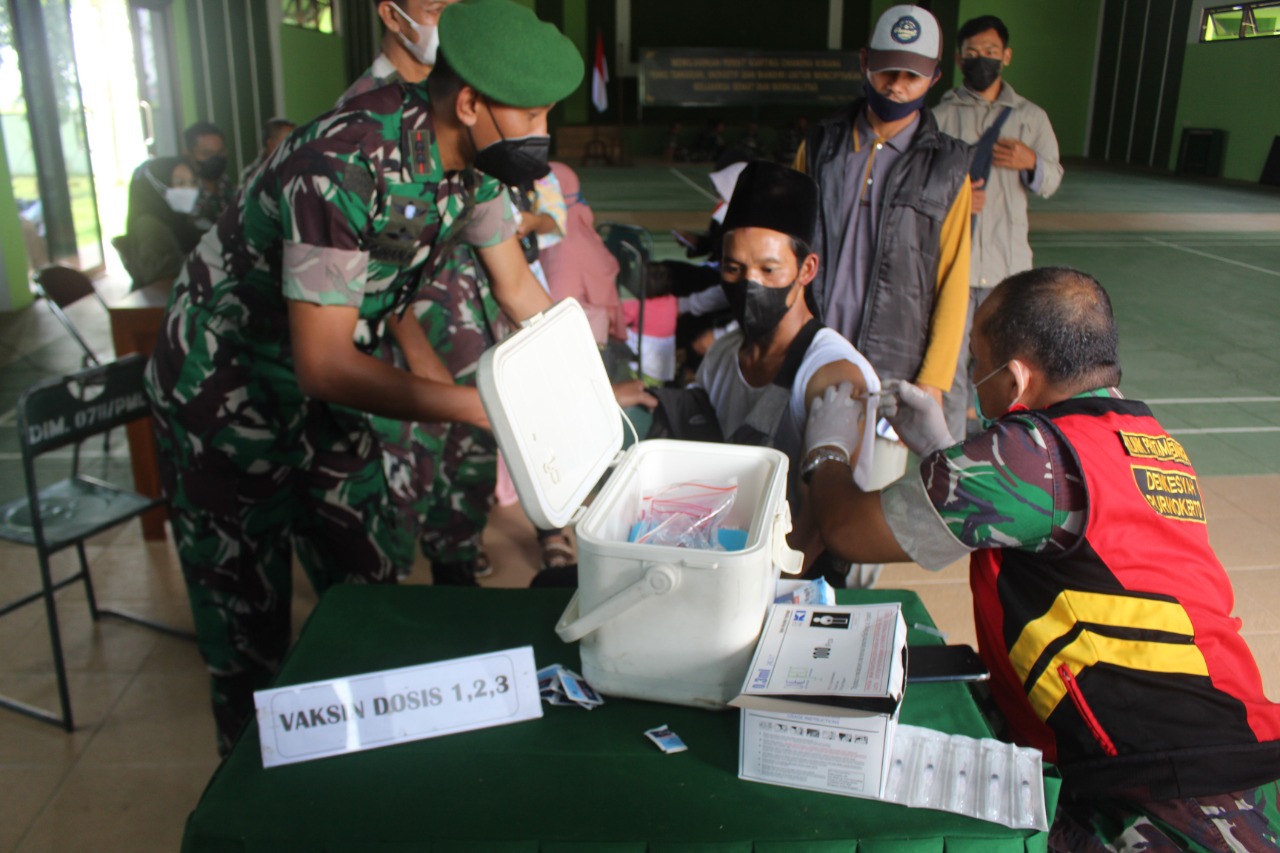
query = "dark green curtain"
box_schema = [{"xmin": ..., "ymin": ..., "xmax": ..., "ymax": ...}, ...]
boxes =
[{"xmin": 342, "ymin": 0, "xmax": 378, "ymax": 86}]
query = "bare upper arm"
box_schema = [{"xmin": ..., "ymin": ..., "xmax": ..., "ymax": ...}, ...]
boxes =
[
  {"xmin": 803, "ymin": 358, "xmax": 868, "ymax": 414},
  {"xmin": 286, "ymin": 300, "xmax": 360, "ymax": 398}
]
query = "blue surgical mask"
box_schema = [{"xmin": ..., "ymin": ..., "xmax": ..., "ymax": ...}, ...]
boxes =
[{"xmin": 972, "ymin": 361, "xmax": 1010, "ymax": 430}]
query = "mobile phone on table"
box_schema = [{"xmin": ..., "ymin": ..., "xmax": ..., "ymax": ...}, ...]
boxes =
[{"xmin": 907, "ymin": 644, "xmax": 990, "ymax": 683}]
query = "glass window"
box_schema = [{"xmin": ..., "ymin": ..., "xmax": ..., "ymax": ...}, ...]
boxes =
[
  {"xmin": 1201, "ymin": 2, "xmax": 1280, "ymax": 41},
  {"xmin": 283, "ymin": 0, "xmax": 335, "ymax": 34}
]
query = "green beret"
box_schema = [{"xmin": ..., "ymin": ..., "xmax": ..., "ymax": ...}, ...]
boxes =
[{"xmin": 439, "ymin": 0, "xmax": 585, "ymax": 108}]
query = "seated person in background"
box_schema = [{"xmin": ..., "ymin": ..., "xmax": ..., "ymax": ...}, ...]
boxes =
[
  {"xmin": 119, "ymin": 121, "xmax": 233, "ymax": 285},
  {"xmin": 622, "ymin": 290, "xmax": 678, "ymax": 387},
  {"xmin": 685, "ymin": 160, "xmax": 879, "ymax": 581},
  {"xmin": 662, "ymin": 121, "xmax": 688, "ymax": 163},
  {"xmin": 239, "ymin": 117, "xmax": 297, "ymax": 183},
  {"xmin": 691, "ymin": 118, "xmax": 726, "ymax": 163},
  {"xmin": 773, "ymin": 116, "xmax": 808, "ymax": 165},
  {"xmin": 510, "ymin": 169, "xmax": 566, "ymax": 294},
  {"xmin": 540, "ymin": 162, "xmax": 626, "ymax": 347},
  {"xmin": 656, "ymin": 157, "xmax": 747, "ymax": 379},
  {"xmin": 802, "ymin": 266, "xmax": 1280, "ymax": 848}
]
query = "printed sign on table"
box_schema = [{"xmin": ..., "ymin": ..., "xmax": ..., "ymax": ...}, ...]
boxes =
[{"xmin": 254, "ymin": 646, "xmax": 541, "ymax": 768}]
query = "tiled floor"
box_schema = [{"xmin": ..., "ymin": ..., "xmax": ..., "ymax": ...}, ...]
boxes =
[{"xmin": 2, "ymin": 162, "xmax": 1280, "ymax": 851}]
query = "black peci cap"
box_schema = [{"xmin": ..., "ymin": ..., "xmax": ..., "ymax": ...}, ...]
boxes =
[{"xmin": 721, "ymin": 160, "xmax": 819, "ymax": 247}]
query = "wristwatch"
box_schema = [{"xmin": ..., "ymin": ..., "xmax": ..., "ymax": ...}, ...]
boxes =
[{"xmin": 801, "ymin": 447, "xmax": 850, "ymax": 484}]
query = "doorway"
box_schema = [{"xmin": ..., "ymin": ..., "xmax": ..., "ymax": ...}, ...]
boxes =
[{"xmin": 0, "ymin": 0, "xmax": 164, "ymax": 280}]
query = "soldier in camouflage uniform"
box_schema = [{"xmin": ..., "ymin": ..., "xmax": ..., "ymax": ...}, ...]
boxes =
[
  {"xmin": 340, "ymin": 2, "xmax": 510, "ymax": 585},
  {"xmin": 145, "ymin": 0, "xmax": 583, "ymax": 753},
  {"xmin": 803, "ymin": 267, "xmax": 1280, "ymax": 849}
]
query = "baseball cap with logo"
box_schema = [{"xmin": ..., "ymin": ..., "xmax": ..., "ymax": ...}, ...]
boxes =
[{"xmin": 866, "ymin": 4, "xmax": 941, "ymax": 78}]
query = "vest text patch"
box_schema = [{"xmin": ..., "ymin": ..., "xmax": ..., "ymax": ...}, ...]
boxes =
[
  {"xmin": 1119, "ymin": 431, "xmax": 1190, "ymax": 465},
  {"xmin": 1130, "ymin": 464, "xmax": 1206, "ymax": 523}
]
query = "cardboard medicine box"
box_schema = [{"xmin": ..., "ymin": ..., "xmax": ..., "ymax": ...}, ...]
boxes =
[{"xmin": 731, "ymin": 602, "xmax": 908, "ymax": 799}]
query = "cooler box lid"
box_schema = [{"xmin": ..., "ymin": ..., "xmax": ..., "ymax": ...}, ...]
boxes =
[{"xmin": 477, "ymin": 298, "xmax": 624, "ymax": 530}]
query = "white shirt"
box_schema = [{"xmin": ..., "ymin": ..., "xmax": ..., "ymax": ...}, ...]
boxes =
[{"xmin": 695, "ymin": 327, "xmax": 880, "ymax": 488}]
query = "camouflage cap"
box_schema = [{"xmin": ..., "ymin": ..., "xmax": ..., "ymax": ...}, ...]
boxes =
[{"xmin": 439, "ymin": 0, "xmax": 584, "ymax": 107}]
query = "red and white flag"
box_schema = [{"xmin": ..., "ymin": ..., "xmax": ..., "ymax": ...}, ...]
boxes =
[{"xmin": 591, "ymin": 30, "xmax": 609, "ymax": 113}]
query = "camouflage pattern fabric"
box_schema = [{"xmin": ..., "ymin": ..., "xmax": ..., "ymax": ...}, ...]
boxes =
[
  {"xmin": 342, "ymin": 65, "xmax": 511, "ymax": 576},
  {"xmin": 372, "ymin": 243, "xmax": 511, "ymax": 568},
  {"xmin": 145, "ymin": 82, "xmax": 510, "ymax": 752},
  {"xmin": 920, "ymin": 390, "xmax": 1119, "ymax": 552},
  {"xmin": 1050, "ymin": 781, "xmax": 1280, "ymax": 852}
]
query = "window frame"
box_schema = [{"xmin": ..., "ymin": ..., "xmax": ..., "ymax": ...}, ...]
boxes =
[{"xmin": 1199, "ymin": 1, "xmax": 1280, "ymax": 42}]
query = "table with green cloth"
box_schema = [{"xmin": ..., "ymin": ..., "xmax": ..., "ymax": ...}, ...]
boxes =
[{"xmin": 182, "ymin": 586, "xmax": 1060, "ymax": 852}]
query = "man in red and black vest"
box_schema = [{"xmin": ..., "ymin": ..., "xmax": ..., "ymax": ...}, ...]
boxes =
[{"xmin": 802, "ymin": 266, "xmax": 1280, "ymax": 849}]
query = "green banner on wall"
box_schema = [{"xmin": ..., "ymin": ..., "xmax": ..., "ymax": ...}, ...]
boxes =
[{"xmin": 639, "ymin": 48, "xmax": 861, "ymax": 106}]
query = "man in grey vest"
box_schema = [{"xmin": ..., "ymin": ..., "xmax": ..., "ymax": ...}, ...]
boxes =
[{"xmin": 795, "ymin": 4, "xmax": 972, "ymax": 584}]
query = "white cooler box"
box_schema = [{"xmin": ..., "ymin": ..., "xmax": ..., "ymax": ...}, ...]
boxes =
[{"xmin": 478, "ymin": 299, "xmax": 803, "ymax": 709}]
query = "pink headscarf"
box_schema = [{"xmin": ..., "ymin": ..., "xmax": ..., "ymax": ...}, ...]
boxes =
[{"xmin": 539, "ymin": 162, "xmax": 626, "ymax": 344}]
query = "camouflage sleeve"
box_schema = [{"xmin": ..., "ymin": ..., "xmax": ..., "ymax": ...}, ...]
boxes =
[
  {"xmin": 919, "ymin": 415, "xmax": 1085, "ymax": 554},
  {"xmin": 475, "ymin": 172, "xmax": 503, "ymax": 204},
  {"xmin": 278, "ymin": 146, "xmax": 377, "ymax": 305},
  {"xmin": 882, "ymin": 474, "xmax": 972, "ymax": 571},
  {"xmin": 457, "ymin": 195, "xmax": 517, "ymax": 249}
]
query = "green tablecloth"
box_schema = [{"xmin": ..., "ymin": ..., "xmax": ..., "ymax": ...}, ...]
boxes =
[{"xmin": 183, "ymin": 586, "xmax": 1059, "ymax": 852}]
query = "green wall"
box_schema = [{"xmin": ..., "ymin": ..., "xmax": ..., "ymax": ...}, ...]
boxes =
[
  {"xmin": 0, "ymin": 119, "xmax": 31, "ymax": 311},
  {"xmin": 950, "ymin": 0, "xmax": 1100, "ymax": 157},
  {"xmin": 173, "ymin": 1, "xmax": 199, "ymax": 138},
  {"xmin": 1172, "ymin": 37, "xmax": 1280, "ymax": 181},
  {"xmin": 560, "ymin": 0, "xmax": 589, "ymax": 125},
  {"xmin": 279, "ymin": 26, "xmax": 349, "ymax": 127}
]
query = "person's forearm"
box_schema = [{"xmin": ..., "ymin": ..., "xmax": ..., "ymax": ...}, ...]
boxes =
[
  {"xmin": 478, "ymin": 237, "xmax": 553, "ymax": 324},
  {"xmin": 288, "ymin": 302, "xmax": 486, "ymax": 426},
  {"xmin": 298, "ymin": 344, "xmax": 486, "ymax": 427},
  {"xmin": 810, "ymin": 459, "xmax": 910, "ymax": 564},
  {"xmin": 388, "ymin": 313, "xmax": 453, "ymax": 384}
]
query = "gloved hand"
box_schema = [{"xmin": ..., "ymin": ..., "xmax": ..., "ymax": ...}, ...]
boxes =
[
  {"xmin": 879, "ymin": 379, "xmax": 954, "ymax": 456},
  {"xmin": 804, "ymin": 381, "xmax": 861, "ymax": 459}
]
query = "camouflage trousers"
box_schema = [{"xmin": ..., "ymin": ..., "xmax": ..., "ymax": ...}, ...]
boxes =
[
  {"xmin": 372, "ymin": 243, "xmax": 510, "ymax": 570},
  {"xmin": 1050, "ymin": 781, "xmax": 1280, "ymax": 852},
  {"xmin": 147, "ymin": 348, "xmax": 405, "ymax": 754}
]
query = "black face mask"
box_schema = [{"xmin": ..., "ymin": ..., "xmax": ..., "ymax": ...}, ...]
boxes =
[
  {"xmin": 862, "ymin": 78, "xmax": 928, "ymax": 123},
  {"xmin": 960, "ymin": 56, "xmax": 1003, "ymax": 92},
  {"xmin": 471, "ymin": 103, "xmax": 550, "ymax": 186},
  {"xmin": 722, "ymin": 278, "xmax": 795, "ymax": 342},
  {"xmin": 196, "ymin": 155, "xmax": 227, "ymax": 181}
]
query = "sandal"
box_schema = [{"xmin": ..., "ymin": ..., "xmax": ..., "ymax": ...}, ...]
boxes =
[{"xmin": 537, "ymin": 530, "xmax": 576, "ymax": 570}]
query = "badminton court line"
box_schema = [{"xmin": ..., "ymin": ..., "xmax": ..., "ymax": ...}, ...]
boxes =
[
  {"xmin": 1143, "ymin": 236, "xmax": 1280, "ymax": 278},
  {"xmin": 1167, "ymin": 427, "xmax": 1280, "ymax": 435},
  {"xmin": 1147, "ymin": 397, "xmax": 1280, "ymax": 404},
  {"xmin": 668, "ymin": 168, "xmax": 717, "ymax": 202}
]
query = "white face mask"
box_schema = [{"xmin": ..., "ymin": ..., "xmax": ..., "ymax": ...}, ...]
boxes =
[
  {"xmin": 390, "ymin": 3, "xmax": 439, "ymax": 66},
  {"xmin": 164, "ymin": 186, "xmax": 200, "ymax": 214}
]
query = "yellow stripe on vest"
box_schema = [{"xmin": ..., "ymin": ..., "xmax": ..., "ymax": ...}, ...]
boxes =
[
  {"xmin": 1009, "ymin": 590, "xmax": 1195, "ymax": 680},
  {"xmin": 1025, "ymin": 632, "xmax": 1210, "ymax": 721}
]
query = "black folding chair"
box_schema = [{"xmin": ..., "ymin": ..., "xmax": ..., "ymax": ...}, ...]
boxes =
[
  {"xmin": 595, "ymin": 222, "xmax": 653, "ymax": 379},
  {"xmin": 32, "ymin": 265, "xmax": 109, "ymax": 368},
  {"xmin": 0, "ymin": 354, "xmax": 193, "ymax": 731}
]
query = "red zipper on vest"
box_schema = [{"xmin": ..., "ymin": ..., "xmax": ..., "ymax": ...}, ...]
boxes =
[{"xmin": 1058, "ymin": 664, "xmax": 1118, "ymax": 757}]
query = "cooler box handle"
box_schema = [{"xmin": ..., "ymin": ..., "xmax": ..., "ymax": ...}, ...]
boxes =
[
  {"xmin": 772, "ymin": 507, "xmax": 804, "ymax": 575},
  {"xmin": 555, "ymin": 563, "xmax": 680, "ymax": 643}
]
